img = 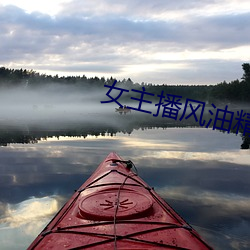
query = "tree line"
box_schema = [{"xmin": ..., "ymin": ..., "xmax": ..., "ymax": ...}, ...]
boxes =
[{"xmin": 0, "ymin": 63, "xmax": 250, "ymax": 104}]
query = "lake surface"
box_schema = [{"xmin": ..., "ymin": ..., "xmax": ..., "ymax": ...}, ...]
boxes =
[{"xmin": 0, "ymin": 111, "xmax": 250, "ymax": 249}]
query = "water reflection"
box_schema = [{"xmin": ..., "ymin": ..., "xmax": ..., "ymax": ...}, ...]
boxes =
[
  {"xmin": 0, "ymin": 128, "xmax": 250, "ymax": 249},
  {"xmin": 1, "ymin": 196, "xmax": 59, "ymax": 228},
  {"xmin": 0, "ymin": 110, "xmax": 250, "ymax": 149},
  {"xmin": 0, "ymin": 196, "xmax": 62, "ymax": 250}
]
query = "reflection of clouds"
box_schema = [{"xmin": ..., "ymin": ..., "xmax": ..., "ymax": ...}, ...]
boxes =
[
  {"xmin": 118, "ymin": 129, "xmax": 187, "ymax": 151},
  {"xmin": 11, "ymin": 175, "xmax": 17, "ymax": 183},
  {"xmin": 117, "ymin": 127, "xmax": 243, "ymax": 152},
  {"xmin": 194, "ymin": 223, "xmax": 250, "ymax": 250},
  {"xmin": 120, "ymin": 138, "xmax": 184, "ymax": 150},
  {"xmin": 0, "ymin": 202, "xmax": 7, "ymax": 218},
  {"xmin": 153, "ymin": 150, "xmax": 250, "ymax": 166},
  {"xmin": 157, "ymin": 186, "xmax": 250, "ymax": 216},
  {"xmin": 0, "ymin": 196, "xmax": 59, "ymax": 230},
  {"xmin": 4, "ymin": 128, "xmax": 247, "ymax": 172},
  {"xmin": 0, "ymin": 196, "xmax": 62, "ymax": 249}
]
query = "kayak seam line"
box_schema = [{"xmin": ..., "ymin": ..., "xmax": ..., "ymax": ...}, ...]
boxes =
[
  {"xmin": 148, "ymin": 189, "xmax": 187, "ymax": 225},
  {"xmin": 54, "ymin": 225, "xmax": 192, "ymax": 236},
  {"xmin": 55, "ymin": 225, "xmax": 191, "ymax": 250},
  {"xmin": 83, "ymin": 170, "xmax": 114, "ymax": 189},
  {"xmin": 78, "ymin": 169, "xmax": 151, "ymax": 193},
  {"xmin": 81, "ymin": 182, "xmax": 142, "ymax": 190},
  {"xmin": 56, "ymin": 220, "xmax": 182, "ymax": 230}
]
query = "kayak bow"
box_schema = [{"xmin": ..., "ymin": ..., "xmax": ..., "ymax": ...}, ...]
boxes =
[{"xmin": 28, "ymin": 152, "xmax": 213, "ymax": 249}]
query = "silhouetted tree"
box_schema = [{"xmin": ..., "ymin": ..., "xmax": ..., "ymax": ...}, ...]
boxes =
[{"xmin": 242, "ymin": 63, "xmax": 250, "ymax": 82}]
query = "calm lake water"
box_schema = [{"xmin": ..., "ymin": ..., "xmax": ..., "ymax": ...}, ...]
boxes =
[{"xmin": 0, "ymin": 110, "xmax": 250, "ymax": 249}]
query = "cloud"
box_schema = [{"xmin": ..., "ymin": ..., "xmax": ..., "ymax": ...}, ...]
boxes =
[
  {"xmin": 58, "ymin": 0, "xmax": 247, "ymax": 19},
  {"xmin": 0, "ymin": 1, "xmax": 250, "ymax": 84},
  {"xmin": 5, "ymin": 5, "xmax": 247, "ymax": 49}
]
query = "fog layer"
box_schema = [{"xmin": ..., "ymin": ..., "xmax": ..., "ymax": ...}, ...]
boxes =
[{"xmin": 0, "ymin": 85, "xmax": 113, "ymax": 124}]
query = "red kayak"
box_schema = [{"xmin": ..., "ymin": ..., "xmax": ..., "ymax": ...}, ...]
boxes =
[{"xmin": 28, "ymin": 152, "xmax": 213, "ymax": 249}]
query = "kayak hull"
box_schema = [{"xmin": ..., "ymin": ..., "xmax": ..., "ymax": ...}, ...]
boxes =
[{"xmin": 28, "ymin": 152, "xmax": 213, "ymax": 249}]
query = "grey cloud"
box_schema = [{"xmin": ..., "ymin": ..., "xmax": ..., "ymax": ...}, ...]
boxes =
[
  {"xmin": 0, "ymin": 2, "xmax": 249, "ymax": 84},
  {"xmin": 119, "ymin": 59, "xmax": 244, "ymax": 84},
  {"xmin": 59, "ymin": 0, "xmax": 215, "ymax": 18},
  {"xmin": 184, "ymin": 13, "xmax": 250, "ymax": 49},
  {"xmin": 39, "ymin": 64, "xmax": 121, "ymax": 74},
  {"xmin": 1, "ymin": 4, "xmax": 249, "ymax": 50}
]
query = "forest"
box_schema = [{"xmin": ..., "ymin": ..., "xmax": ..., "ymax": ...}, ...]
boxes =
[
  {"xmin": 0, "ymin": 63, "xmax": 250, "ymax": 105},
  {"xmin": 0, "ymin": 64, "xmax": 249, "ymax": 148}
]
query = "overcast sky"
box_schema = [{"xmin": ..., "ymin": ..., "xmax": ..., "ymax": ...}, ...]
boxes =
[{"xmin": 0, "ymin": 0, "xmax": 250, "ymax": 85}]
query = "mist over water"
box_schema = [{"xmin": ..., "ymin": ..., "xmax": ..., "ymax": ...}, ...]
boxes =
[
  {"xmin": 1, "ymin": 84, "xmax": 247, "ymax": 124},
  {"xmin": 0, "ymin": 85, "xmax": 113, "ymax": 125}
]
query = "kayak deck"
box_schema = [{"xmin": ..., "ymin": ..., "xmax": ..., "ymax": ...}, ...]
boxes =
[{"xmin": 28, "ymin": 152, "xmax": 213, "ymax": 249}]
